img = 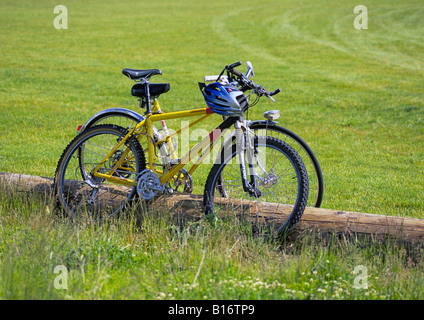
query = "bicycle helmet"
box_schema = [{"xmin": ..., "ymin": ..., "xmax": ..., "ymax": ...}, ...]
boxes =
[{"xmin": 202, "ymin": 82, "xmax": 245, "ymax": 116}]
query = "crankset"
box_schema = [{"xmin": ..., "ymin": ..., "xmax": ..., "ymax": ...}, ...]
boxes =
[{"xmin": 136, "ymin": 169, "xmax": 164, "ymax": 200}]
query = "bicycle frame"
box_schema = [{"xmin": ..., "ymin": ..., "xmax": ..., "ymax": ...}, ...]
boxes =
[{"xmin": 90, "ymin": 101, "xmax": 235, "ymax": 187}]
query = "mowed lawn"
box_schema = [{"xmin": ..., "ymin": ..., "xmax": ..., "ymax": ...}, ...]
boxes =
[{"xmin": 0, "ymin": 0, "xmax": 423, "ymax": 218}]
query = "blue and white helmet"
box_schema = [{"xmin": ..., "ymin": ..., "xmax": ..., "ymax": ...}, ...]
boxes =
[{"xmin": 202, "ymin": 82, "xmax": 245, "ymax": 116}]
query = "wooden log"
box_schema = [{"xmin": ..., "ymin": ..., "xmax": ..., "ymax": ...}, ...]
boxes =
[
  {"xmin": 1, "ymin": 172, "xmax": 424, "ymax": 243},
  {"xmin": 156, "ymin": 193, "xmax": 424, "ymax": 243}
]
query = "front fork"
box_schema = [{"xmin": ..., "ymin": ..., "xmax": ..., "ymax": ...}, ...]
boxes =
[{"xmin": 234, "ymin": 120, "xmax": 261, "ymax": 197}]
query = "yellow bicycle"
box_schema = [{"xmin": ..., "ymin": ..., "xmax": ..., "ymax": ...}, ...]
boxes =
[{"xmin": 54, "ymin": 61, "xmax": 309, "ymax": 235}]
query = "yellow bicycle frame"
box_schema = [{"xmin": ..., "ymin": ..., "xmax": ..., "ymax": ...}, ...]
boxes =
[{"xmin": 91, "ymin": 100, "xmax": 230, "ymax": 187}]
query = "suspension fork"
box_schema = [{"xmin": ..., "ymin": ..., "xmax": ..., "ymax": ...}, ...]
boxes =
[{"xmin": 235, "ymin": 120, "xmax": 261, "ymax": 197}]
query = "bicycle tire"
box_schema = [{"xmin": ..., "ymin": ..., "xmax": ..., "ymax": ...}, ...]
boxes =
[
  {"xmin": 54, "ymin": 124, "xmax": 145, "ymax": 221},
  {"xmin": 203, "ymin": 136, "xmax": 309, "ymax": 237},
  {"xmin": 249, "ymin": 122, "xmax": 323, "ymax": 208}
]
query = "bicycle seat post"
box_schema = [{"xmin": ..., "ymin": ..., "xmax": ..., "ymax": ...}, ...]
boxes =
[{"xmin": 143, "ymin": 81, "xmax": 152, "ymax": 115}]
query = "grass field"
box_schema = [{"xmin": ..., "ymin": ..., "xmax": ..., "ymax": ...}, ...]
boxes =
[
  {"xmin": 2, "ymin": 187, "xmax": 424, "ymax": 300},
  {"xmin": 0, "ymin": 0, "xmax": 423, "ymax": 300}
]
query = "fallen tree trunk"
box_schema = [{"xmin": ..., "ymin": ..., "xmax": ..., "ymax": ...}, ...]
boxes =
[{"xmin": 1, "ymin": 172, "xmax": 424, "ymax": 243}]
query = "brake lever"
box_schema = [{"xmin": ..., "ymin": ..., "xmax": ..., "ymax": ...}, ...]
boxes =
[
  {"xmin": 254, "ymin": 85, "xmax": 277, "ymax": 102},
  {"xmin": 267, "ymin": 95, "xmax": 276, "ymax": 103}
]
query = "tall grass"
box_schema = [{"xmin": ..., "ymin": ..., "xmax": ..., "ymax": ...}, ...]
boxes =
[{"xmin": 1, "ymin": 186, "xmax": 424, "ymax": 300}]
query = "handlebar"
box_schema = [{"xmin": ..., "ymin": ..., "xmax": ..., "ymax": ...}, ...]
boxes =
[{"xmin": 223, "ymin": 61, "xmax": 281, "ymax": 102}]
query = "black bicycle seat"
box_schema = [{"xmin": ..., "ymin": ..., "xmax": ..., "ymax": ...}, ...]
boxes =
[{"xmin": 122, "ymin": 68, "xmax": 162, "ymax": 80}]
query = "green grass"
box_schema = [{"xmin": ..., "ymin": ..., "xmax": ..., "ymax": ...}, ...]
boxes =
[
  {"xmin": 1, "ymin": 0, "xmax": 423, "ymax": 218},
  {"xmin": 2, "ymin": 187, "xmax": 424, "ymax": 300},
  {"xmin": 0, "ymin": 0, "xmax": 423, "ymax": 300}
]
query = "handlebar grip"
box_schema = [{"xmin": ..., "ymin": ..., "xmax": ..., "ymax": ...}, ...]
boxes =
[
  {"xmin": 226, "ymin": 61, "xmax": 242, "ymax": 70},
  {"xmin": 269, "ymin": 88, "xmax": 281, "ymax": 96}
]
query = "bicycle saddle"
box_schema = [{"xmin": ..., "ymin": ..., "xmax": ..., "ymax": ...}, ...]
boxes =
[{"xmin": 122, "ymin": 68, "xmax": 162, "ymax": 80}]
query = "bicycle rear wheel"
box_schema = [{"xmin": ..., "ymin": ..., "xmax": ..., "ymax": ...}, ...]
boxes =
[
  {"xmin": 203, "ymin": 136, "xmax": 309, "ymax": 236},
  {"xmin": 54, "ymin": 124, "xmax": 145, "ymax": 221}
]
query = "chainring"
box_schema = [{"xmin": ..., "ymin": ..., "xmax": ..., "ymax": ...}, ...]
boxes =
[{"xmin": 136, "ymin": 169, "xmax": 164, "ymax": 200}]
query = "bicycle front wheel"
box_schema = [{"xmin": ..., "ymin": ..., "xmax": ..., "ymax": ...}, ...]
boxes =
[
  {"xmin": 54, "ymin": 124, "xmax": 145, "ymax": 221},
  {"xmin": 203, "ymin": 136, "xmax": 309, "ymax": 236},
  {"xmin": 249, "ymin": 122, "xmax": 323, "ymax": 208}
]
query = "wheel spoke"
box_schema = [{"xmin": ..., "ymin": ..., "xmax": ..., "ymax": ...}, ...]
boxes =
[
  {"xmin": 205, "ymin": 136, "xmax": 309, "ymax": 236},
  {"xmin": 55, "ymin": 124, "xmax": 145, "ymax": 221}
]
